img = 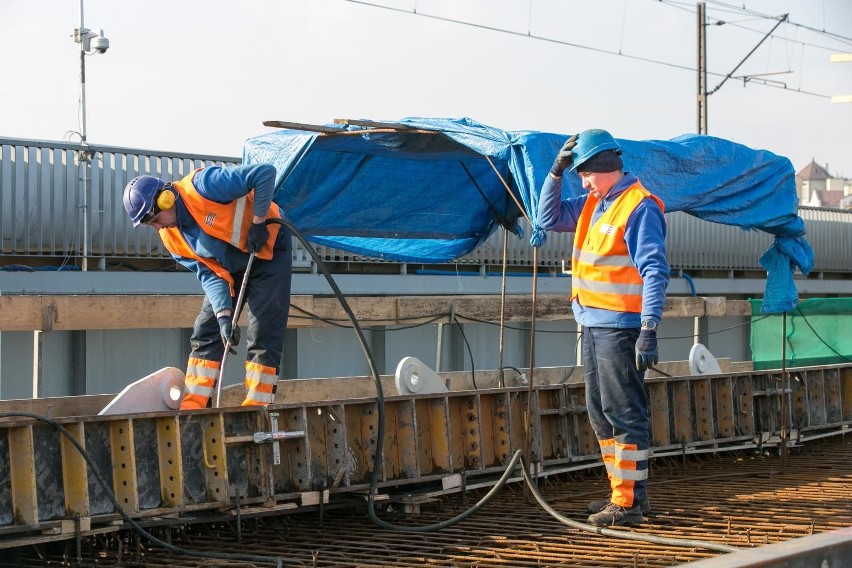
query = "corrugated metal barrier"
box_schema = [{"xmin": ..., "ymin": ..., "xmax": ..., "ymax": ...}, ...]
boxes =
[
  {"xmin": 0, "ymin": 137, "xmax": 237, "ymax": 261},
  {"xmin": 2, "ymin": 137, "xmax": 850, "ymax": 273}
]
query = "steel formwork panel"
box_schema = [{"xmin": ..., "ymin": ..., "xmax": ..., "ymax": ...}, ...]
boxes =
[{"xmin": 0, "ymin": 363, "xmax": 851, "ymax": 549}]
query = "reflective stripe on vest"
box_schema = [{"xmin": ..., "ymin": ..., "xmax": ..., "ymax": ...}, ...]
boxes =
[
  {"xmin": 172, "ymin": 169, "xmax": 282, "ymax": 259},
  {"xmin": 158, "ymin": 169, "xmax": 284, "ymax": 295},
  {"xmin": 160, "ymin": 226, "xmax": 237, "ymax": 295},
  {"xmin": 242, "ymin": 360, "xmax": 278, "ymax": 406},
  {"xmin": 570, "ymin": 181, "xmax": 665, "ymax": 313}
]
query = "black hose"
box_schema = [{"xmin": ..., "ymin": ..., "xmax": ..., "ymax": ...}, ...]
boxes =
[
  {"xmin": 517, "ymin": 458, "xmax": 740, "ymax": 553},
  {"xmin": 267, "ymin": 218, "xmax": 511, "ymax": 530},
  {"xmin": 268, "ymin": 217, "xmax": 742, "ymax": 553},
  {"xmin": 0, "ymin": 411, "xmax": 283, "ymax": 567}
]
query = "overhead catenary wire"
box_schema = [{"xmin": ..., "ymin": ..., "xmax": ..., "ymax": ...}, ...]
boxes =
[
  {"xmin": 701, "ymin": 0, "xmax": 852, "ymax": 45},
  {"xmin": 343, "ymin": 0, "xmax": 841, "ymax": 99}
]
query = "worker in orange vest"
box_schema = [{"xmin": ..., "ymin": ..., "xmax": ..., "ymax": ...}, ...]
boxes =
[
  {"xmin": 537, "ymin": 129, "xmax": 669, "ymax": 527},
  {"xmin": 123, "ymin": 164, "xmax": 291, "ymax": 408}
]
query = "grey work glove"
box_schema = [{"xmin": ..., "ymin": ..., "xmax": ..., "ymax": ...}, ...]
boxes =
[
  {"xmin": 247, "ymin": 221, "xmax": 269, "ymax": 253},
  {"xmin": 635, "ymin": 329, "xmax": 658, "ymax": 372},
  {"xmin": 550, "ymin": 134, "xmax": 579, "ymax": 177},
  {"xmin": 217, "ymin": 315, "xmax": 241, "ymax": 355}
]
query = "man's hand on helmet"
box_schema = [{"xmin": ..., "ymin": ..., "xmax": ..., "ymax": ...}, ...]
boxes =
[{"xmin": 550, "ymin": 134, "xmax": 579, "ymax": 177}]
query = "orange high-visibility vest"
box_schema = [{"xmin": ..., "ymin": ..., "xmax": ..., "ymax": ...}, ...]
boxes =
[
  {"xmin": 158, "ymin": 169, "xmax": 282, "ymax": 294},
  {"xmin": 570, "ymin": 181, "xmax": 665, "ymax": 313}
]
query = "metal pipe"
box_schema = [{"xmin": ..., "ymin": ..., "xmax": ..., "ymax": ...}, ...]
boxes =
[
  {"xmin": 215, "ymin": 252, "xmax": 256, "ymax": 407},
  {"xmin": 498, "ymin": 228, "xmax": 508, "ymax": 388},
  {"xmin": 780, "ymin": 311, "xmax": 788, "ymax": 470},
  {"xmin": 79, "ymin": 0, "xmax": 89, "ymax": 272}
]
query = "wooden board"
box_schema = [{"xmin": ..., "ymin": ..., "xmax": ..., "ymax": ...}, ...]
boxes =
[{"xmin": 0, "ymin": 295, "xmax": 752, "ymax": 332}]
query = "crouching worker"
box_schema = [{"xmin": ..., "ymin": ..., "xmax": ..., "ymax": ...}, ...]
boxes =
[{"xmin": 123, "ymin": 164, "xmax": 292, "ymax": 409}]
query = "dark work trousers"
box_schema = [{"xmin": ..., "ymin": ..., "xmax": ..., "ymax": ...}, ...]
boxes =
[
  {"xmin": 190, "ymin": 228, "xmax": 293, "ymax": 374},
  {"xmin": 582, "ymin": 325, "xmax": 650, "ymax": 507}
]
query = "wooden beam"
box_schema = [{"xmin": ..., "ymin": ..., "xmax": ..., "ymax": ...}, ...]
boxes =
[
  {"xmin": 262, "ymin": 120, "xmax": 341, "ymax": 133},
  {"xmin": 0, "ymin": 295, "xmax": 753, "ymax": 332},
  {"xmin": 333, "ymin": 118, "xmax": 417, "ymax": 130},
  {"xmin": 262, "ymin": 120, "xmax": 437, "ymax": 137}
]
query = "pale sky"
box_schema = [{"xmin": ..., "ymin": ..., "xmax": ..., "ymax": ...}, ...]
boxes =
[{"xmin": 2, "ymin": 0, "xmax": 851, "ymax": 176}]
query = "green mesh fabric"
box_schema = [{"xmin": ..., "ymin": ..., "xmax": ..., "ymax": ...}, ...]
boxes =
[{"xmin": 749, "ymin": 297, "xmax": 852, "ymax": 370}]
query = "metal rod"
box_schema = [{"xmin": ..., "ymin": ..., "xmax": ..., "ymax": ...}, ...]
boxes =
[
  {"xmin": 780, "ymin": 311, "xmax": 788, "ymax": 470},
  {"xmin": 215, "ymin": 252, "xmax": 256, "ymax": 408},
  {"xmin": 707, "ymin": 13, "xmax": 788, "ymax": 96},
  {"xmin": 79, "ymin": 0, "xmax": 89, "ymax": 271},
  {"xmin": 524, "ymin": 247, "xmax": 539, "ymax": 471},
  {"xmin": 498, "ymin": 228, "xmax": 508, "ymax": 388},
  {"xmin": 697, "ymin": 1, "xmax": 708, "ymax": 134}
]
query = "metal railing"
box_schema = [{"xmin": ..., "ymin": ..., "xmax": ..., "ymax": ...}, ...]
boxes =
[{"xmin": 2, "ymin": 137, "xmax": 850, "ymax": 274}]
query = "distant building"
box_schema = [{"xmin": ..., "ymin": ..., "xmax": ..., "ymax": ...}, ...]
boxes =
[{"xmin": 796, "ymin": 159, "xmax": 851, "ymax": 208}]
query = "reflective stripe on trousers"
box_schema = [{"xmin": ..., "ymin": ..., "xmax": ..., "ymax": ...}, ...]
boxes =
[
  {"xmin": 599, "ymin": 437, "xmax": 650, "ymax": 507},
  {"xmin": 583, "ymin": 326, "xmax": 650, "ymax": 509},
  {"xmin": 242, "ymin": 360, "xmax": 278, "ymax": 406},
  {"xmin": 187, "ymin": 227, "xmax": 292, "ymax": 408},
  {"xmin": 181, "ymin": 357, "xmax": 220, "ymax": 409}
]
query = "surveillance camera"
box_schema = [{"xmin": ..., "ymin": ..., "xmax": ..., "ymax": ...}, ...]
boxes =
[{"xmin": 91, "ymin": 32, "xmax": 109, "ymax": 54}]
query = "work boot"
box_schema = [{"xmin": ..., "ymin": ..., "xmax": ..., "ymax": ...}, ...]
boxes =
[
  {"xmin": 587, "ymin": 503, "xmax": 644, "ymax": 527},
  {"xmin": 587, "ymin": 494, "xmax": 651, "ymax": 515},
  {"xmin": 179, "ymin": 398, "xmax": 206, "ymax": 411}
]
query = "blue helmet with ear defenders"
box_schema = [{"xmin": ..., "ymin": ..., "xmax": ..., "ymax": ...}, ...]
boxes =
[{"xmin": 123, "ymin": 175, "xmax": 167, "ymax": 226}]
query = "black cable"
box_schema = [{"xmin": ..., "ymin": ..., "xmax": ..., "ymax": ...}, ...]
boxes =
[
  {"xmin": 288, "ymin": 303, "xmax": 446, "ymax": 330},
  {"xmin": 558, "ymin": 334, "xmax": 582, "ymax": 385},
  {"xmin": 268, "ymin": 218, "xmax": 510, "ymax": 531},
  {"xmin": 0, "ymin": 411, "xmax": 283, "ymax": 568},
  {"xmin": 455, "ymin": 313, "xmax": 582, "ymax": 334},
  {"xmin": 452, "ymin": 316, "xmax": 479, "ymax": 390},
  {"xmin": 794, "ymin": 308, "xmax": 852, "ymax": 363},
  {"xmin": 269, "ymin": 217, "xmax": 746, "ymax": 551},
  {"xmin": 659, "ymin": 314, "xmax": 771, "ymax": 341},
  {"xmin": 517, "ymin": 456, "xmax": 740, "ymax": 553}
]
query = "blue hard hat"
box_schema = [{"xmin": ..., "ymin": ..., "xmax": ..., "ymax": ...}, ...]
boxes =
[
  {"xmin": 569, "ymin": 129, "xmax": 622, "ymax": 172},
  {"xmin": 123, "ymin": 175, "xmax": 166, "ymax": 227}
]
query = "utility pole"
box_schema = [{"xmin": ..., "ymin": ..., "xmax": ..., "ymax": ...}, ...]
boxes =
[
  {"xmin": 697, "ymin": 2, "xmax": 707, "ymax": 134},
  {"xmin": 71, "ymin": 0, "xmax": 109, "ymax": 271},
  {"xmin": 696, "ymin": 3, "xmax": 787, "ymax": 135}
]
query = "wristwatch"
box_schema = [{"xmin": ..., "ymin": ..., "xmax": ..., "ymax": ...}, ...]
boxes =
[{"xmin": 641, "ymin": 320, "xmax": 658, "ymax": 332}]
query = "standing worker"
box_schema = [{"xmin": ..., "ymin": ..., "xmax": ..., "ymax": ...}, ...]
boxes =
[
  {"xmin": 123, "ymin": 164, "xmax": 292, "ymax": 409},
  {"xmin": 537, "ymin": 129, "xmax": 669, "ymax": 527}
]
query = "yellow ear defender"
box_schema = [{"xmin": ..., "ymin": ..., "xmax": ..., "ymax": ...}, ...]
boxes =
[{"xmin": 156, "ymin": 187, "xmax": 175, "ymax": 210}]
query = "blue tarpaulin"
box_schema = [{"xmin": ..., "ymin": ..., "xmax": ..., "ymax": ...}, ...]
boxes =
[{"xmin": 243, "ymin": 117, "xmax": 812, "ymax": 313}]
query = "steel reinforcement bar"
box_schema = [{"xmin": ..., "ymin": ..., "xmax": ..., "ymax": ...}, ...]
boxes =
[{"xmin": 0, "ymin": 363, "xmax": 850, "ymax": 549}]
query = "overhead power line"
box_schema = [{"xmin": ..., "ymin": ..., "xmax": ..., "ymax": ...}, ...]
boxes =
[
  {"xmin": 662, "ymin": 0, "xmax": 852, "ymax": 52},
  {"xmin": 343, "ymin": 0, "xmax": 832, "ymax": 99},
  {"xmin": 700, "ymin": 0, "xmax": 852, "ymax": 46}
]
